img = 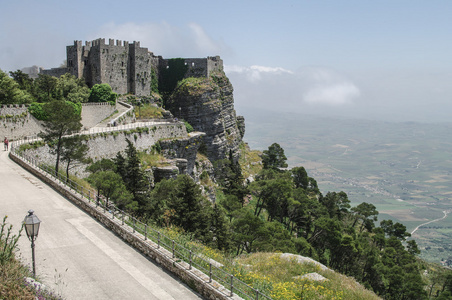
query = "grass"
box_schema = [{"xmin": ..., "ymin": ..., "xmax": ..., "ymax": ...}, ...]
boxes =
[
  {"xmin": 135, "ymin": 104, "xmax": 165, "ymax": 119},
  {"xmin": 239, "ymin": 142, "xmax": 263, "ymax": 179},
  {"xmin": 136, "ymin": 222, "xmax": 380, "ymax": 300},
  {"xmin": 138, "ymin": 151, "xmax": 172, "ymax": 169},
  {"xmin": 231, "ymin": 253, "xmax": 380, "ymax": 300}
]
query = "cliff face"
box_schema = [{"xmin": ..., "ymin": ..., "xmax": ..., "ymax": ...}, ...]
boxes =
[{"xmin": 166, "ymin": 71, "xmax": 245, "ymax": 164}]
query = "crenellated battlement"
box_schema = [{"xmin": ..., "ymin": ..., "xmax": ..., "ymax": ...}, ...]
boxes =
[{"xmin": 40, "ymin": 39, "xmax": 223, "ymax": 97}]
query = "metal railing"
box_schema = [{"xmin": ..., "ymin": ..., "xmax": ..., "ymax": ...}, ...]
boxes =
[{"xmin": 10, "ymin": 144, "xmax": 272, "ymax": 300}]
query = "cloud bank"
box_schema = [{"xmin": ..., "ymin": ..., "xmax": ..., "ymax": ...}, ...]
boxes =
[{"xmin": 225, "ymin": 65, "xmax": 361, "ymax": 110}]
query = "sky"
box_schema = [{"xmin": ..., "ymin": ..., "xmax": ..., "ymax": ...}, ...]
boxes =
[{"xmin": 1, "ymin": 0, "xmax": 452, "ymax": 122}]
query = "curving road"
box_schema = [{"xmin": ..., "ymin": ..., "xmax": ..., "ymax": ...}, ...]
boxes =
[
  {"xmin": 411, "ymin": 209, "xmax": 450, "ymax": 236},
  {"xmin": 0, "ymin": 150, "xmax": 203, "ymax": 300}
]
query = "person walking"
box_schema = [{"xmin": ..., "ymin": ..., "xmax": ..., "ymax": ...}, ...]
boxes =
[{"xmin": 3, "ymin": 137, "xmax": 8, "ymax": 151}]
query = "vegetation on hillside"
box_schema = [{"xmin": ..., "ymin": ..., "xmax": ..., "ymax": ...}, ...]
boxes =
[{"xmin": 76, "ymin": 138, "xmax": 452, "ymax": 299}]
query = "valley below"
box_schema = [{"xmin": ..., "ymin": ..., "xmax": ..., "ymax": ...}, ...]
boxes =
[{"xmin": 241, "ymin": 108, "xmax": 452, "ymax": 265}]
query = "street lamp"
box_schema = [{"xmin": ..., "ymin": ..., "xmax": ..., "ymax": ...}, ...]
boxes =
[{"xmin": 23, "ymin": 210, "xmax": 41, "ymax": 277}]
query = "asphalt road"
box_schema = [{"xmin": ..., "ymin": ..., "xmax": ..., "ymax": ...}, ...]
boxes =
[{"xmin": 0, "ymin": 149, "xmax": 203, "ymax": 300}]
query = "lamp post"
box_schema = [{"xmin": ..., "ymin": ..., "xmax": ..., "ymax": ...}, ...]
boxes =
[{"xmin": 23, "ymin": 210, "xmax": 41, "ymax": 277}]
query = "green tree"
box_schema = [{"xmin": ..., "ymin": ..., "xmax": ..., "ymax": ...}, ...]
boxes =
[
  {"xmin": 232, "ymin": 209, "xmax": 269, "ymax": 255},
  {"xmin": 0, "ymin": 69, "xmax": 32, "ymax": 104},
  {"xmin": 34, "ymin": 74, "xmax": 58, "ymax": 102},
  {"xmin": 114, "ymin": 152, "xmax": 127, "ymax": 179},
  {"xmin": 146, "ymin": 178, "xmax": 172, "ymax": 226},
  {"xmin": 39, "ymin": 100, "xmax": 82, "ymax": 176},
  {"xmin": 60, "ymin": 135, "xmax": 89, "ymax": 181},
  {"xmin": 380, "ymin": 220, "xmax": 411, "ymax": 241},
  {"xmin": 9, "ymin": 70, "xmax": 34, "ymax": 94},
  {"xmin": 56, "ymin": 73, "xmax": 90, "ymax": 103},
  {"xmin": 255, "ymin": 221, "xmax": 296, "ymax": 253},
  {"xmin": 89, "ymin": 83, "xmax": 117, "ymax": 103},
  {"xmin": 87, "ymin": 170, "xmax": 134, "ymax": 210},
  {"xmin": 261, "ymin": 143, "xmax": 288, "ymax": 170},
  {"xmin": 86, "ymin": 158, "xmax": 116, "ymax": 174},
  {"xmin": 122, "ymin": 139, "xmax": 149, "ymax": 208},
  {"xmin": 209, "ymin": 204, "xmax": 232, "ymax": 251},
  {"xmin": 167, "ymin": 175, "xmax": 212, "ymax": 238},
  {"xmin": 291, "ymin": 166, "xmax": 320, "ymax": 194},
  {"xmin": 351, "ymin": 202, "xmax": 379, "ymax": 232},
  {"xmin": 215, "ymin": 150, "xmax": 247, "ymax": 207},
  {"xmin": 320, "ymin": 191, "xmax": 351, "ymax": 220}
]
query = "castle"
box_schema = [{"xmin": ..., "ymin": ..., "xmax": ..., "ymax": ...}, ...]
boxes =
[{"xmin": 41, "ymin": 38, "xmax": 223, "ymax": 96}]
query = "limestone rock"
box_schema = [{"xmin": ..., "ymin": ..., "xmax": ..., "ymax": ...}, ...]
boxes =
[
  {"xmin": 152, "ymin": 165, "xmax": 179, "ymax": 182},
  {"xmin": 296, "ymin": 272, "xmax": 328, "ymax": 282},
  {"xmin": 280, "ymin": 253, "xmax": 330, "ymax": 271},
  {"xmin": 166, "ymin": 71, "xmax": 244, "ymax": 164}
]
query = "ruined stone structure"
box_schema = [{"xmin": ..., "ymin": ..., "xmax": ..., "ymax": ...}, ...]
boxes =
[{"xmin": 41, "ymin": 38, "xmax": 223, "ymax": 96}]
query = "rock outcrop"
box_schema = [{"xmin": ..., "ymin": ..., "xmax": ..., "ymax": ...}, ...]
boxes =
[{"xmin": 166, "ymin": 71, "xmax": 244, "ymax": 164}]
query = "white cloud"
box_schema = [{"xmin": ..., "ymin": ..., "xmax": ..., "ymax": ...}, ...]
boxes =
[
  {"xmin": 89, "ymin": 22, "xmax": 230, "ymax": 58},
  {"xmin": 298, "ymin": 67, "xmax": 361, "ymax": 105},
  {"xmin": 227, "ymin": 65, "xmax": 361, "ymax": 110},
  {"xmin": 302, "ymin": 82, "xmax": 360, "ymax": 105},
  {"xmin": 225, "ymin": 64, "xmax": 293, "ymax": 82}
]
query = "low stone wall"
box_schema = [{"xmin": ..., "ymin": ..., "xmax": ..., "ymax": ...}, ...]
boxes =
[
  {"xmin": 81, "ymin": 102, "xmax": 116, "ymax": 129},
  {"xmin": 9, "ymin": 152, "xmax": 241, "ymax": 300}
]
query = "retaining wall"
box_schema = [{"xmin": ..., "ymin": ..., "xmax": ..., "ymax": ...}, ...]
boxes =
[
  {"xmin": 20, "ymin": 123, "xmax": 203, "ymax": 177},
  {"xmin": 0, "ymin": 103, "xmax": 118, "ymax": 140},
  {"xmin": 0, "ymin": 105, "xmax": 43, "ymax": 140},
  {"xmin": 81, "ymin": 102, "xmax": 116, "ymax": 129}
]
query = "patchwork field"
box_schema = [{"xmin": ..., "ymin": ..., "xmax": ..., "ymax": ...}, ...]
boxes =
[{"xmin": 243, "ymin": 109, "xmax": 452, "ymax": 265}]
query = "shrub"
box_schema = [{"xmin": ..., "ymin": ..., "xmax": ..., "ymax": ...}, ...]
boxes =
[
  {"xmin": 184, "ymin": 121, "xmax": 194, "ymax": 133},
  {"xmin": 28, "ymin": 102, "xmax": 48, "ymax": 120},
  {"xmin": 89, "ymin": 84, "xmax": 117, "ymax": 103}
]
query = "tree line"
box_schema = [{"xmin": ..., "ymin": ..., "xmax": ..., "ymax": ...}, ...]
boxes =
[{"xmin": 0, "ymin": 69, "xmax": 117, "ymax": 105}]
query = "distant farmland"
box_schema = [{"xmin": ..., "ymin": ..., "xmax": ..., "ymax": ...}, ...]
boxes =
[{"xmin": 244, "ymin": 109, "xmax": 452, "ymax": 265}]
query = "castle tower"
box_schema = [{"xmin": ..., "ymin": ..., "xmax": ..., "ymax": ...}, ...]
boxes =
[{"xmin": 66, "ymin": 40, "xmax": 83, "ymax": 78}]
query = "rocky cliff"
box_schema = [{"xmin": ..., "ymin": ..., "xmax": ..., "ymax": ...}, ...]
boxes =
[{"xmin": 165, "ymin": 71, "xmax": 244, "ymax": 165}]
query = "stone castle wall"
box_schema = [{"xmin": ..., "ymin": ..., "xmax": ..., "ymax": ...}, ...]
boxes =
[{"xmin": 39, "ymin": 39, "xmax": 223, "ymax": 97}]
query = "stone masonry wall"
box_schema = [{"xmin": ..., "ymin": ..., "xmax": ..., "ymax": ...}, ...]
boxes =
[
  {"xmin": 80, "ymin": 102, "xmax": 116, "ymax": 129},
  {"xmin": 0, "ymin": 104, "xmax": 118, "ymax": 140},
  {"xmin": 9, "ymin": 152, "xmax": 241, "ymax": 300},
  {"xmin": 0, "ymin": 105, "xmax": 43, "ymax": 140},
  {"xmin": 21, "ymin": 123, "xmax": 192, "ymax": 177}
]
